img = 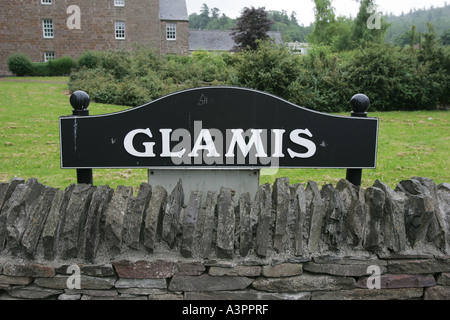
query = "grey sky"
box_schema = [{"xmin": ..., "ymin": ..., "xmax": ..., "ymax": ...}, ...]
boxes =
[{"xmin": 186, "ymin": 0, "xmax": 448, "ymax": 26}]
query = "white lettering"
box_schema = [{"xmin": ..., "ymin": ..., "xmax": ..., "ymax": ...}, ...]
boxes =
[
  {"xmin": 271, "ymin": 129, "xmax": 285, "ymax": 157},
  {"xmin": 287, "ymin": 129, "xmax": 316, "ymax": 158},
  {"xmin": 225, "ymin": 129, "xmax": 268, "ymax": 158},
  {"xmin": 160, "ymin": 129, "xmax": 185, "ymax": 158},
  {"xmin": 188, "ymin": 129, "xmax": 220, "ymax": 158},
  {"xmin": 123, "ymin": 128, "xmax": 155, "ymax": 157}
]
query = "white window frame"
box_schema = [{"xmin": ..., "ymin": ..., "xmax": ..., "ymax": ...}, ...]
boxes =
[
  {"xmin": 166, "ymin": 23, "xmax": 176, "ymax": 41},
  {"xmin": 41, "ymin": 0, "xmax": 52, "ymax": 5},
  {"xmin": 44, "ymin": 52, "xmax": 56, "ymax": 62},
  {"xmin": 114, "ymin": 0, "xmax": 125, "ymax": 7},
  {"xmin": 115, "ymin": 22, "xmax": 126, "ymax": 40},
  {"xmin": 42, "ymin": 19, "xmax": 54, "ymax": 39}
]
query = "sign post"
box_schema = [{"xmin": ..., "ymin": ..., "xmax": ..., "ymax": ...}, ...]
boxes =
[
  {"xmin": 61, "ymin": 87, "xmax": 378, "ymax": 191},
  {"xmin": 69, "ymin": 90, "xmax": 93, "ymax": 185},
  {"xmin": 346, "ymin": 94, "xmax": 372, "ymax": 187}
]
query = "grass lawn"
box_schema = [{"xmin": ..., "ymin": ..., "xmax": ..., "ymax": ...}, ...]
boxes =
[{"xmin": 0, "ymin": 77, "xmax": 449, "ymax": 191}]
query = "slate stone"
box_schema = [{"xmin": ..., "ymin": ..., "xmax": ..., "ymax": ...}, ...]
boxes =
[
  {"xmin": 143, "ymin": 185, "xmax": 167, "ymax": 253},
  {"xmin": 320, "ymin": 184, "xmax": 347, "ymax": 251},
  {"xmin": 168, "ymin": 274, "xmax": 253, "ymax": 292},
  {"xmin": 254, "ymin": 183, "xmax": 273, "ymax": 257},
  {"xmin": 0, "ymin": 178, "xmax": 24, "ymax": 210},
  {"xmin": 356, "ymin": 274, "xmax": 436, "ymax": 289},
  {"xmin": 0, "ymin": 275, "xmax": 33, "ymax": 285},
  {"xmin": 312, "ymin": 288, "xmax": 424, "ymax": 300},
  {"xmin": 114, "ymin": 278, "xmax": 167, "ymax": 289},
  {"xmin": 123, "ymin": 183, "xmax": 152, "ymax": 250},
  {"xmin": 8, "ymin": 284, "xmax": 62, "ymax": 299},
  {"xmin": 82, "ymin": 185, "xmax": 114, "ymax": 263},
  {"xmin": 387, "ymin": 259, "xmax": 450, "ymax": 274},
  {"xmin": 261, "ymin": 263, "xmax": 303, "ymax": 277},
  {"xmin": 396, "ymin": 179, "xmax": 434, "ymax": 247},
  {"xmin": 3, "ymin": 178, "xmax": 45, "ymax": 255},
  {"xmin": 413, "ymin": 177, "xmax": 446, "ymax": 250},
  {"xmin": 56, "ymin": 264, "xmax": 115, "ymax": 277},
  {"xmin": 424, "ymin": 286, "xmax": 450, "ymax": 300},
  {"xmin": 64, "ymin": 289, "xmax": 118, "ymax": 297},
  {"xmin": 40, "ymin": 184, "xmax": 75, "ymax": 260},
  {"xmin": 148, "ymin": 292, "xmax": 183, "ymax": 300},
  {"xmin": 363, "ymin": 187, "xmax": 385, "ymax": 252},
  {"xmin": 3, "ymin": 262, "xmax": 55, "ymax": 278},
  {"xmin": 305, "ymin": 181, "xmax": 325, "ymax": 252},
  {"xmin": 104, "ymin": 185, "xmax": 133, "ymax": 258},
  {"xmin": 181, "ymin": 191, "xmax": 202, "ymax": 258},
  {"xmin": 21, "ymin": 186, "xmax": 57, "ymax": 258},
  {"xmin": 216, "ymin": 187, "xmax": 235, "ymax": 258},
  {"xmin": 336, "ymin": 179, "xmax": 367, "ymax": 248},
  {"xmin": 185, "ymin": 290, "xmax": 311, "ymax": 300},
  {"xmin": 197, "ymin": 191, "xmax": 218, "ymax": 259},
  {"xmin": 35, "ymin": 275, "xmax": 116, "ymax": 290},
  {"xmin": 272, "ymin": 178, "xmax": 290, "ymax": 254},
  {"xmin": 252, "ymin": 273, "xmax": 356, "ymax": 292},
  {"xmin": 209, "ymin": 266, "xmax": 261, "ymax": 277},
  {"xmin": 238, "ymin": 192, "xmax": 252, "ymax": 257},
  {"xmin": 58, "ymin": 293, "xmax": 82, "ymax": 300},
  {"xmin": 437, "ymin": 183, "xmax": 450, "ymax": 253},
  {"xmin": 303, "ymin": 261, "xmax": 386, "ymax": 277},
  {"xmin": 291, "ymin": 184, "xmax": 306, "ymax": 256},
  {"xmin": 436, "ymin": 273, "xmax": 450, "ymax": 285},
  {"xmin": 112, "ymin": 260, "xmax": 174, "ymax": 279},
  {"xmin": 373, "ymin": 180, "xmax": 407, "ymax": 253},
  {"xmin": 162, "ymin": 181, "xmax": 182, "ymax": 248},
  {"xmin": 58, "ymin": 184, "xmax": 95, "ymax": 259},
  {"xmin": 81, "ymin": 264, "xmax": 115, "ymax": 277},
  {"xmin": 176, "ymin": 262, "xmax": 205, "ymax": 276}
]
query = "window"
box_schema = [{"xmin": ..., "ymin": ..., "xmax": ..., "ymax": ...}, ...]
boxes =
[
  {"xmin": 166, "ymin": 23, "xmax": 176, "ymax": 40},
  {"xmin": 43, "ymin": 19, "xmax": 54, "ymax": 38},
  {"xmin": 115, "ymin": 22, "xmax": 125, "ymax": 39},
  {"xmin": 114, "ymin": 0, "xmax": 125, "ymax": 6},
  {"xmin": 41, "ymin": 0, "xmax": 52, "ymax": 4},
  {"xmin": 44, "ymin": 52, "xmax": 56, "ymax": 62}
]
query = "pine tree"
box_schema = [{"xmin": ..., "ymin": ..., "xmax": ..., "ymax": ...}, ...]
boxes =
[
  {"xmin": 308, "ymin": 0, "xmax": 336, "ymax": 45},
  {"xmin": 351, "ymin": 0, "xmax": 389, "ymax": 47}
]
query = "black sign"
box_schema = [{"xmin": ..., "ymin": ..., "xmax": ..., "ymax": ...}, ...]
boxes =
[{"xmin": 60, "ymin": 87, "xmax": 378, "ymax": 169}]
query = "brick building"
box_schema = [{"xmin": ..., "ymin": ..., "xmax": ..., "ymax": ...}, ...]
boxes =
[{"xmin": 0, "ymin": 0, "xmax": 189, "ymax": 75}]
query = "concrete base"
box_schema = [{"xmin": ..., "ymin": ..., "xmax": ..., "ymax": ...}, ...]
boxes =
[{"xmin": 148, "ymin": 168, "xmax": 260, "ymax": 204}]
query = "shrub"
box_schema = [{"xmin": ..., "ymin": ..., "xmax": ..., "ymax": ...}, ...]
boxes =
[
  {"xmin": 343, "ymin": 43, "xmax": 440, "ymax": 110},
  {"xmin": 31, "ymin": 62, "xmax": 52, "ymax": 76},
  {"xmin": 7, "ymin": 53, "xmax": 33, "ymax": 76},
  {"xmin": 77, "ymin": 50, "xmax": 100, "ymax": 69},
  {"xmin": 231, "ymin": 40, "xmax": 303, "ymax": 99},
  {"xmin": 48, "ymin": 56, "xmax": 76, "ymax": 75}
]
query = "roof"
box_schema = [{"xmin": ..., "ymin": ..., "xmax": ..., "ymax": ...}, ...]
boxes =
[
  {"xmin": 189, "ymin": 30, "xmax": 283, "ymax": 52},
  {"xmin": 159, "ymin": 0, "xmax": 188, "ymax": 21}
]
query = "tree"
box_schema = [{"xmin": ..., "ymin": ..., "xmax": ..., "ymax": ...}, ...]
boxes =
[
  {"xmin": 441, "ymin": 29, "xmax": 450, "ymax": 45},
  {"xmin": 231, "ymin": 7, "xmax": 274, "ymax": 51},
  {"xmin": 199, "ymin": 3, "xmax": 210, "ymax": 29},
  {"xmin": 308, "ymin": 0, "xmax": 336, "ymax": 45},
  {"xmin": 351, "ymin": 0, "xmax": 389, "ymax": 48}
]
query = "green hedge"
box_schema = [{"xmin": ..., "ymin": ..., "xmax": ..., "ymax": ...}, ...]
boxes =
[
  {"xmin": 7, "ymin": 53, "xmax": 76, "ymax": 76},
  {"xmin": 67, "ymin": 42, "xmax": 449, "ymax": 111}
]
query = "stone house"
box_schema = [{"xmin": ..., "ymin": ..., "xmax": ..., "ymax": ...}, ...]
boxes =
[
  {"xmin": 0, "ymin": 0, "xmax": 189, "ymax": 75},
  {"xmin": 188, "ymin": 30, "xmax": 283, "ymax": 52}
]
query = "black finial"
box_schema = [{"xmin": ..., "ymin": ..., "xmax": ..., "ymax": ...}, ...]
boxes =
[
  {"xmin": 70, "ymin": 91, "xmax": 90, "ymax": 111},
  {"xmin": 350, "ymin": 94, "xmax": 370, "ymax": 116}
]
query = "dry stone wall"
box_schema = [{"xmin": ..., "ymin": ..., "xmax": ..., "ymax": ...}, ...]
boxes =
[{"xmin": 0, "ymin": 176, "xmax": 449, "ymax": 300}]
